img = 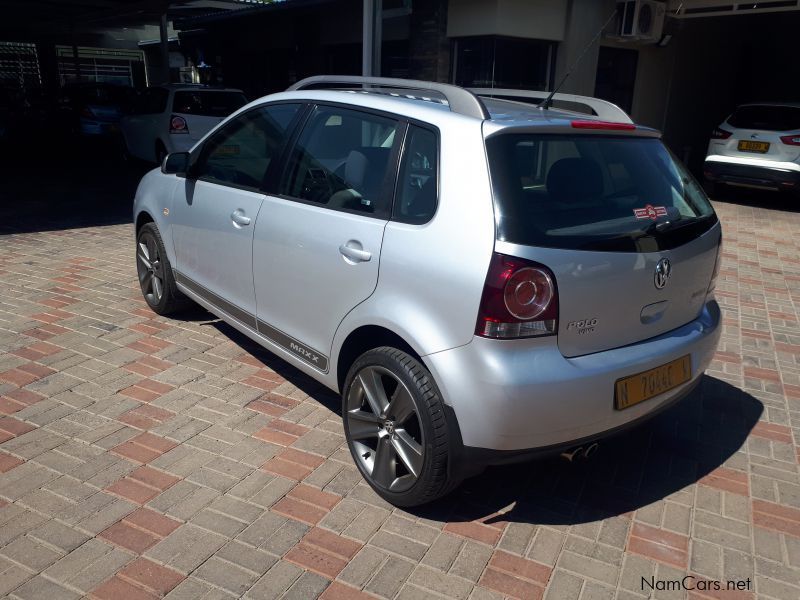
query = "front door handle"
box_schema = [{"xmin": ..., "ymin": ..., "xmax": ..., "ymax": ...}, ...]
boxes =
[
  {"xmin": 339, "ymin": 242, "xmax": 372, "ymax": 263},
  {"xmin": 230, "ymin": 209, "xmax": 251, "ymax": 227}
]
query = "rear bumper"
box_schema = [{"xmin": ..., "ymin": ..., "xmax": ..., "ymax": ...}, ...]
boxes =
[
  {"xmin": 704, "ymin": 156, "xmax": 800, "ymax": 190},
  {"xmin": 424, "ymin": 300, "xmax": 721, "ymax": 453}
]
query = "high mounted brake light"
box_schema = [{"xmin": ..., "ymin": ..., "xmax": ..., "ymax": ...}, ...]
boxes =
[{"xmin": 571, "ymin": 120, "xmax": 636, "ymax": 131}]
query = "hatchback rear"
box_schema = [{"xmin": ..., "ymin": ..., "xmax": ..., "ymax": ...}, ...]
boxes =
[
  {"xmin": 427, "ymin": 116, "xmax": 722, "ymax": 462},
  {"xmin": 705, "ymin": 103, "xmax": 800, "ymax": 191}
]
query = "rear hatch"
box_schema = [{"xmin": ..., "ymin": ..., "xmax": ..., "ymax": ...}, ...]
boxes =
[
  {"xmin": 718, "ymin": 104, "xmax": 800, "ymax": 163},
  {"xmin": 172, "ymin": 89, "xmax": 247, "ymax": 142},
  {"xmin": 486, "ymin": 131, "xmax": 720, "ymax": 358}
]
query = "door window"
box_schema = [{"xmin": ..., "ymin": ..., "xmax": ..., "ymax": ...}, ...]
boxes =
[
  {"xmin": 393, "ymin": 125, "xmax": 439, "ymax": 224},
  {"xmin": 194, "ymin": 103, "xmax": 300, "ymax": 191},
  {"xmin": 281, "ymin": 105, "xmax": 400, "ymax": 217}
]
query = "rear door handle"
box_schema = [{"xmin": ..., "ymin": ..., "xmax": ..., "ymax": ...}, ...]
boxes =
[
  {"xmin": 339, "ymin": 242, "xmax": 372, "ymax": 263},
  {"xmin": 230, "ymin": 209, "xmax": 251, "ymax": 227}
]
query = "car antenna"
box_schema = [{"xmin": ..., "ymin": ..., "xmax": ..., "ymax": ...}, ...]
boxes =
[{"xmin": 540, "ymin": 8, "xmax": 619, "ymax": 111}]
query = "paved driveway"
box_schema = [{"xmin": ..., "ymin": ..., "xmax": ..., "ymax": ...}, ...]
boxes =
[{"xmin": 0, "ymin": 184, "xmax": 798, "ymax": 599}]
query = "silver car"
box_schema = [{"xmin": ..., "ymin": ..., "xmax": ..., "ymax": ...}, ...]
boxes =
[{"xmin": 133, "ymin": 76, "xmax": 722, "ymax": 507}]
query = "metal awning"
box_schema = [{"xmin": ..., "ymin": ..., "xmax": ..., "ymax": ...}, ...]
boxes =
[
  {"xmin": 0, "ymin": 0, "xmax": 269, "ymax": 37},
  {"xmin": 668, "ymin": 0, "xmax": 800, "ymax": 18}
]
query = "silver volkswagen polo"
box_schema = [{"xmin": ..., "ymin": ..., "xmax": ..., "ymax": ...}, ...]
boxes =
[{"xmin": 133, "ymin": 76, "xmax": 722, "ymax": 506}]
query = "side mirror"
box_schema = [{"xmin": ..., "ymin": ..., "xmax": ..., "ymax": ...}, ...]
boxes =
[{"xmin": 161, "ymin": 152, "xmax": 190, "ymax": 175}]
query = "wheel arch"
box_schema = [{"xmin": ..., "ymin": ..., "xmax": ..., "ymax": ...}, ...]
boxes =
[
  {"xmin": 135, "ymin": 210, "xmax": 154, "ymax": 235},
  {"xmin": 335, "ymin": 325, "xmax": 423, "ymax": 394}
]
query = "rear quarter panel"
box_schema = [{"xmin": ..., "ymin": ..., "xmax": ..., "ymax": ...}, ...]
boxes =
[{"xmin": 331, "ymin": 115, "xmax": 495, "ymax": 363}]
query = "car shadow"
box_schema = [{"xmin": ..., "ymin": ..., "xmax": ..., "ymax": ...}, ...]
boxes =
[
  {"xmin": 709, "ymin": 185, "xmax": 800, "ymax": 213},
  {"xmin": 190, "ymin": 311, "xmax": 761, "ymax": 526},
  {"xmin": 208, "ymin": 318, "xmax": 342, "ymax": 414},
  {"xmin": 415, "ymin": 375, "xmax": 762, "ymax": 525}
]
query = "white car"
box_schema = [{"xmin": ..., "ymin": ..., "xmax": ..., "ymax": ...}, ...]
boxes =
[
  {"xmin": 121, "ymin": 84, "xmax": 247, "ymax": 164},
  {"xmin": 704, "ymin": 102, "xmax": 800, "ymax": 193}
]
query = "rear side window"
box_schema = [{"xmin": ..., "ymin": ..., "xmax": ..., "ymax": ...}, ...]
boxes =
[
  {"xmin": 394, "ymin": 125, "xmax": 438, "ymax": 224},
  {"xmin": 727, "ymin": 105, "xmax": 800, "ymax": 131},
  {"xmin": 486, "ymin": 135, "xmax": 716, "ymax": 252},
  {"xmin": 281, "ymin": 105, "xmax": 399, "ymax": 217},
  {"xmin": 195, "ymin": 103, "xmax": 300, "ymax": 190},
  {"xmin": 173, "ymin": 91, "xmax": 247, "ymax": 117}
]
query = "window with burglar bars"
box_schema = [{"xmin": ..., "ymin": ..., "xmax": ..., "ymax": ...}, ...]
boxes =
[
  {"xmin": 56, "ymin": 45, "xmax": 144, "ymax": 87},
  {"xmin": 0, "ymin": 41, "xmax": 42, "ymax": 91}
]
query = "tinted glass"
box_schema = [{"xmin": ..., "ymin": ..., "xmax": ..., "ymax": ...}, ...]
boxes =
[
  {"xmin": 196, "ymin": 103, "xmax": 300, "ymax": 190},
  {"xmin": 728, "ymin": 105, "xmax": 800, "ymax": 131},
  {"xmin": 394, "ymin": 125, "xmax": 438, "ymax": 224},
  {"xmin": 281, "ymin": 106, "xmax": 398, "ymax": 217},
  {"xmin": 134, "ymin": 88, "xmax": 168, "ymax": 114},
  {"xmin": 454, "ymin": 36, "xmax": 553, "ymax": 90},
  {"xmin": 173, "ymin": 90, "xmax": 247, "ymax": 117},
  {"xmin": 486, "ymin": 135, "xmax": 717, "ymax": 252}
]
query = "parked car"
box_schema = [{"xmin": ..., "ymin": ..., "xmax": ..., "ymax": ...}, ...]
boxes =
[
  {"xmin": 705, "ymin": 102, "xmax": 800, "ymax": 193},
  {"xmin": 56, "ymin": 82, "xmax": 134, "ymax": 137},
  {"xmin": 133, "ymin": 76, "xmax": 722, "ymax": 506},
  {"xmin": 121, "ymin": 84, "xmax": 247, "ymax": 164}
]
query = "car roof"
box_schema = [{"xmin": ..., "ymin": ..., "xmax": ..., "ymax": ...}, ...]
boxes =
[
  {"xmin": 251, "ymin": 88, "xmax": 660, "ymax": 139},
  {"xmin": 257, "ymin": 76, "xmax": 662, "ymax": 137}
]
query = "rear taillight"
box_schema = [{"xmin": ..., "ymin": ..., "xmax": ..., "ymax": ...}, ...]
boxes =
[
  {"xmin": 711, "ymin": 127, "xmax": 732, "ymax": 140},
  {"xmin": 475, "ymin": 253, "xmax": 558, "ymax": 339},
  {"xmin": 170, "ymin": 115, "xmax": 189, "ymax": 134},
  {"xmin": 780, "ymin": 134, "xmax": 800, "ymax": 146},
  {"xmin": 571, "ymin": 120, "xmax": 636, "ymax": 131},
  {"xmin": 707, "ymin": 238, "xmax": 723, "ymax": 299}
]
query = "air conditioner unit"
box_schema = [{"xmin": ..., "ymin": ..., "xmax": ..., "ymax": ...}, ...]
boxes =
[{"xmin": 615, "ymin": 0, "xmax": 666, "ymax": 43}]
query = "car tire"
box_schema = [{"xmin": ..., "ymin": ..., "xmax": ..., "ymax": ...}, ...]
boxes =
[
  {"xmin": 342, "ymin": 347, "xmax": 458, "ymax": 507},
  {"xmin": 136, "ymin": 223, "xmax": 190, "ymax": 315}
]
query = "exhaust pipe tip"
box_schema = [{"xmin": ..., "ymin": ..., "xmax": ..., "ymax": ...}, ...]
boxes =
[
  {"xmin": 584, "ymin": 442, "xmax": 599, "ymax": 459},
  {"xmin": 560, "ymin": 446, "xmax": 584, "ymax": 463}
]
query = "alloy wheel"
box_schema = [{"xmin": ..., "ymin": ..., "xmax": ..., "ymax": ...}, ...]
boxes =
[
  {"xmin": 346, "ymin": 365, "xmax": 425, "ymax": 492},
  {"xmin": 137, "ymin": 233, "xmax": 164, "ymax": 306}
]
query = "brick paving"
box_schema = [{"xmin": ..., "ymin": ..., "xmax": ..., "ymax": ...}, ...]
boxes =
[{"xmin": 0, "ymin": 197, "xmax": 798, "ymax": 599}]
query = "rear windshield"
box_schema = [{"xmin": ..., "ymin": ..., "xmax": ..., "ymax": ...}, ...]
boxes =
[
  {"xmin": 172, "ymin": 90, "xmax": 247, "ymax": 117},
  {"xmin": 727, "ymin": 105, "xmax": 800, "ymax": 131},
  {"xmin": 486, "ymin": 135, "xmax": 717, "ymax": 252}
]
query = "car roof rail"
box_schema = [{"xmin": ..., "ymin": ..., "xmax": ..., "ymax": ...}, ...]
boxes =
[
  {"xmin": 287, "ymin": 75, "xmax": 490, "ymax": 120},
  {"xmin": 469, "ymin": 88, "xmax": 633, "ymax": 124}
]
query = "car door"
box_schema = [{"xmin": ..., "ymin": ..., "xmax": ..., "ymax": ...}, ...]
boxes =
[
  {"xmin": 252, "ymin": 104, "xmax": 403, "ymax": 371},
  {"xmin": 170, "ymin": 102, "xmax": 302, "ymax": 326}
]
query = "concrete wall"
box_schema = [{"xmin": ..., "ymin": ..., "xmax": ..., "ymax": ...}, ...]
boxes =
[{"xmin": 447, "ymin": 0, "xmax": 567, "ymax": 40}]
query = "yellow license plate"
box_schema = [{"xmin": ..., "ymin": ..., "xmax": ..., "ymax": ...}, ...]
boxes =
[
  {"xmin": 737, "ymin": 140, "xmax": 770, "ymax": 153},
  {"xmin": 615, "ymin": 355, "xmax": 692, "ymax": 410}
]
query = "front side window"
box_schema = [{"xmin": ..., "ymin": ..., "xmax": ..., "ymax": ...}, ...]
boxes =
[
  {"xmin": 281, "ymin": 105, "xmax": 399, "ymax": 217},
  {"xmin": 486, "ymin": 135, "xmax": 717, "ymax": 252},
  {"xmin": 394, "ymin": 125, "xmax": 438, "ymax": 224},
  {"xmin": 195, "ymin": 103, "xmax": 300, "ymax": 190}
]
